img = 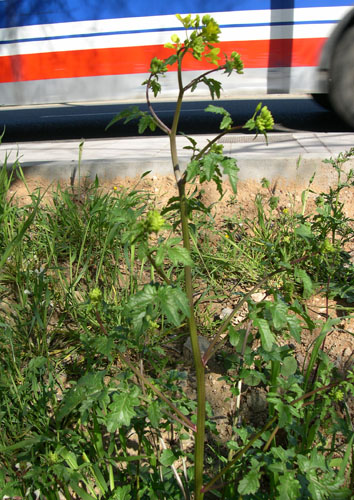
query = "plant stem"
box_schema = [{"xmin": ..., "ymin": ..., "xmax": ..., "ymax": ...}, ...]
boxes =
[
  {"xmin": 146, "ymin": 76, "xmax": 171, "ymax": 135},
  {"xmin": 146, "ymin": 252, "xmax": 172, "ymax": 285},
  {"xmin": 179, "ymin": 184, "xmax": 206, "ymax": 499}
]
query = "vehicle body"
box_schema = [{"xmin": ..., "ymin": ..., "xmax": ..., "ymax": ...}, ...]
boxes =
[{"xmin": 1, "ymin": 1, "xmax": 354, "ymax": 126}]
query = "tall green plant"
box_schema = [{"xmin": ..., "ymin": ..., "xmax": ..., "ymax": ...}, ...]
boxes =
[{"xmin": 107, "ymin": 14, "xmax": 274, "ymax": 499}]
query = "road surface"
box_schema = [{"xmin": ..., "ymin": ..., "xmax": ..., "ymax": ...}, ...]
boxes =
[{"xmin": 0, "ymin": 95, "xmax": 352, "ymax": 143}]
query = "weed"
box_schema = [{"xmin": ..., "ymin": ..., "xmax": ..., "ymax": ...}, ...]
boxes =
[{"xmin": 1, "ymin": 15, "xmax": 354, "ymax": 500}]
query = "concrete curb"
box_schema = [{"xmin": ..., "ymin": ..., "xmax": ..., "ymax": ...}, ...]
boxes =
[{"xmin": 1, "ymin": 132, "xmax": 354, "ymax": 188}]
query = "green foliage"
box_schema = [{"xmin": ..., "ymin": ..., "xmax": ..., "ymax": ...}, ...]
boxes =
[{"xmin": 1, "ymin": 16, "xmax": 353, "ymax": 500}]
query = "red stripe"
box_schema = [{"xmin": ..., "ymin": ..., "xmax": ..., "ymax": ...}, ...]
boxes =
[{"xmin": 0, "ymin": 38, "xmax": 326, "ymax": 83}]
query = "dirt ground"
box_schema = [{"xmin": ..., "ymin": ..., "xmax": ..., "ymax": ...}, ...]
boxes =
[{"xmin": 7, "ymin": 172, "xmax": 354, "ymax": 441}]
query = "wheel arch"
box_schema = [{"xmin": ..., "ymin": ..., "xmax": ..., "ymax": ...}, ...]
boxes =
[{"xmin": 319, "ymin": 7, "xmax": 354, "ymax": 71}]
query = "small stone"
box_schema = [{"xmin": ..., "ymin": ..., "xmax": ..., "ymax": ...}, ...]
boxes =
[
  {"xmin": 251, "ymin": 291, "xmax": 267, "ymax": 302},
  {"xmin": 220, "ymin": 307, "xmax": 233, "ymax": 320},
  {"xmin": 343, "ymin": 347, "xmax": 352, "ymax": 358},
  {"xmin": 183, "ymin": 336, "xmax": 211, "ymax": 359}
]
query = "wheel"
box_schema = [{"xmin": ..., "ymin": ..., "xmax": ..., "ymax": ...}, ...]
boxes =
[
  {"xmin": 329, "ymin": 25, "xmax": 354, "ymax": 128},
  {"xmin": 311, "ymin": 93, "xmax": 332, "ymax": 111}
]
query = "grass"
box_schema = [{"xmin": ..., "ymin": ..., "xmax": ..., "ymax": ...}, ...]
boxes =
[{"xmin": 0, "ymin": 151, "xmax": 354, "ymax": 499}]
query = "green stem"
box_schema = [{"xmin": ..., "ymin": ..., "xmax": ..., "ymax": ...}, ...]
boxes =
[
  {"xmin": 179, "ymin": 184, "xmax": 206, "ymax": 500},
  {"xmin": 147, "ymin": 252, "xmax": 172, "ymax": 285},
  {"xmin": 192, "ymin": 124, "xmax": 243, "ymax": 163},
  {"xmin": 169, "ymin": 53, "xmax": 205, "ymax": 499},
  {"xmin": 146, "ymin": 75, "xmax": 171, "ymax": 135}
]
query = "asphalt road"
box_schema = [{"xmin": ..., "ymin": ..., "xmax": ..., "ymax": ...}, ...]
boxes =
[{"xmin": 0, "ymin": 96, "xmax": 352, "ymax": 143}]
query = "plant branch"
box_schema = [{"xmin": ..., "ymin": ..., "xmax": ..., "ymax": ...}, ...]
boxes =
[
  {"xmin": 169, "ymin": 59, "xmax": 185, "ymax": 184},
  {"xmin": 183, "ymin": 67, "xmax": 221, "ymax": 93},
  {"xmin": 146, "ymin": 252, "xmax": 172, "ymax": 285},
  {"xmin": 192, "ymin": 124, "xmax": 244, "ymax": 162},
  {"xmin": 145, "ymin": 75, "xmax": 171, "ymax": 135}
]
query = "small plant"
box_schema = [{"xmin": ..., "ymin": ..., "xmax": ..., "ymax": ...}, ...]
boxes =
[{"xmin": 104, "ymin": 14, "xmax": 353, "ymax": 500}]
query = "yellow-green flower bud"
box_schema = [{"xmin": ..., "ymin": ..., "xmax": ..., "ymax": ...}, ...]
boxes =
[
  {"xmin": 321, "ymin": 239, "xmax": 335, "ymax": 253},
  {"xmin": 89, "ymin": 288, "xmax": 102, "ymax": 304},
  {"xmin": 48, "ymin": 452, "xmax": 60, "ymax": 465},
  {"xmin": 333, "ymin": 389, "xmax": 344, "ymax": 401},
  {"xmin": 145, "ymin": 210, "xmax": 165, "ymax": 233},
  {"xmin": 255, "ymin": 106, "xmax": 274, "ymax": 132}
]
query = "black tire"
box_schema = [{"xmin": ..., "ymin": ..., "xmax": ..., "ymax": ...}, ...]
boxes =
[
  {"xmin": 311, "ymin": 93, "xmax": 332, "ymax": 111},
  {"xmin": 329, "ymin": 25, "xmax": 354, "ymax": 129}
]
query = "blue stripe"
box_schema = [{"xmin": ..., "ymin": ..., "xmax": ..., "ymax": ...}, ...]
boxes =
[
  {"xmin": 0, "ymin": 0, "xmax": 353, "ymax": 29},
  {"xmin": 0, "ymin": 19, "xmax": 339, "ymax": 45}
]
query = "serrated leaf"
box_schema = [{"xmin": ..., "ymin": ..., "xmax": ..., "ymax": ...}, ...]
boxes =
[
  {"xmin": 106, "ymin": 106, "xmax": 141, "ymax": 130},
  {"xmin": 138, "ymin": 114, "xmax": 156, "ymax": 134},
  {"xmin": 160, "ymin": 449, "xmax": 178, "ymax": 466},
  {"xmin": 127, "ymin": 285, "xmax": 157, "ymax": 312},
  {"xmin": 274, "ymin": 400, "xmax": 292, "ymax": 428},
  {"xmin": 155, "ymin": 244, "xmax": 167, "ymax": 267},
  {"xmin": 295, "ymin": 223, "xmax": 314, "ymax": 240},
  {"xmin": 221, "ymin": 157, "xmax": 239, "ymax": 193},
  {"xmin": 107, "ymin": 387, "xmax": 140, "ymax": 431},
  {"xmin": 201, "ymin": 77, "xmax": 222, "ymax": 99},
  {"xmin": 238, "ymin": 469, "xmax": 260, "ymax": 495},
  {"xmin": 0, "ymin": 481, "xmax": 22, "ymax": 498},
  {"xmin": 220, "ymin": 115, "xmax": 233, "ymax": 130},
  {"xmin": 203, "ymin": 152, "xmax": 220, "ymax": 181},
  {"xmin": 157, "ymin": 286, "xmax": 189, "ymax": 326},
  {"xmin": 253, "ymin": 318, "xmax": 276, "ymax": 351},
  {"xmin": 164, "ymin": 54, "xmax": 178, "ymax": 66},
  {"xmin": 186, "ymin": 160, "xmax": 201, "ymax": 181},
  {"xmin": 276, "ymin": 473, "xmax": 301, "ymax": 499},
  {"xmin": 94, "ymin": 336, "xmax": 115, "ymax": 360},
  {"xmin": 56, "ymin": 386, "xmax": 86, "ymax": 422},
  {"xmin": 109, "ymin": 485, "xmax": 132, "ymax": 500},
  {"xmin": 269, "ymin": 301, "xmax": 288, "ymax": 330},
  {"xmin": 205, "ymin": 104, "xmax": 228, "ymax": 116},
  {"xmin": 147, "ymin": 401, "xmax": 162, "ymax": 428},
  {"xmin": 167, "ymin": 246, "xmax": 193, "ymax": 266}
]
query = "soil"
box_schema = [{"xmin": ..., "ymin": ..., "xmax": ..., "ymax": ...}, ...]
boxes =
[{"xmin": 7, "ymin": 171, "xmax": 354, "ymax": 450}]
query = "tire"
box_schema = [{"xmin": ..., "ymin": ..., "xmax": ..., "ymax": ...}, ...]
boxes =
[
  {"xmin": 329, "ymin": 25, "xmax": 354, "ymax": 129},
  {"xmin": 311, "ymin": 93, "xmax": 332, "ymax": 111}
]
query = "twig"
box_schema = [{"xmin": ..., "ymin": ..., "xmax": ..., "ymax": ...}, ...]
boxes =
[{"xmin": 159, "ymin": 437, "xmax": 189, "ymax": 500}]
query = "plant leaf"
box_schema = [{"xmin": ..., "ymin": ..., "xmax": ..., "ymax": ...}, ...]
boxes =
[
  {"xmin": 147, "ymin": 401, "xmax": 162, "ymax": 428},
  {"xmin": 108, "ymin": 485, "xmax": 132, "ymax": 500},
  {"xmin": 281, "ymin": 356, "xmax": 298, "ymax": 377},
  {"xmin": 107, "ymin": 387, "xmax": 140, "ymax": 431},
  {"xmin": 167, "ymin": 246, "xmax": 193, "ymax": 266},
  {"xmin": 238, "ymin": 469, "xmax": 260, "ymax": 495},
  {"xmin": 253, "ymin": 318, "xmax": 276, "ymax": 352},
  {"xmin": 221, "ymin": 157, "xmax": 239, "ymax": 193},
  {"xmin": 160, "ymin": 449, "xmax": 178, "ymax": 466},
  {"xmin": 158, "ymin": 286, "xmax": 190, "ymax": 326}
]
